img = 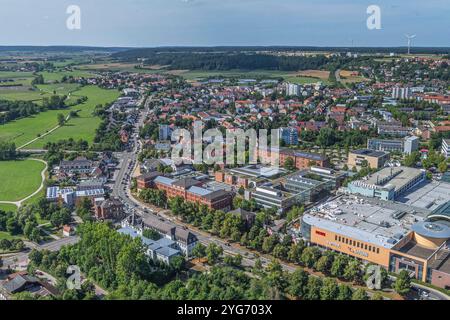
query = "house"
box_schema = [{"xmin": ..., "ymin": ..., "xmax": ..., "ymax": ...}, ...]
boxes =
[
  {"xmin": 0, "ymin": 272, "xmax": 58, "ymax": 300},
  {"xmin": 62, "ymin": 225, "xmax": 75, "ymax": 237}
]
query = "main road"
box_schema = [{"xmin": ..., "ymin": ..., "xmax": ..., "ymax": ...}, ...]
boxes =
[{"xmin": 110, "ymin": 95, "xmax": 450, "ymax": 301}]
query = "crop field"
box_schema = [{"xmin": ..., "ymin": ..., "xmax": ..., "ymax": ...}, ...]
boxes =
[
  {"xmin": 339, "ymin": 70, "xmax": 370, "ymax": 83},
  {"xmin": 0, "ymin": 159, "xmax": 45, "ymax": 202}
]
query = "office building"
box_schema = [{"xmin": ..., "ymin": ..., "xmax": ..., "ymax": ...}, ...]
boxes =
[{"xmin": 347, "ymin": 149, "xmax": 390, "ymax": 169}]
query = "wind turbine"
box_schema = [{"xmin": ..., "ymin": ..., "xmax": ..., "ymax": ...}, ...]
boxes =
[{"xmin": 405, "ymin": 34, "xmax": 416, "ymax": 55}]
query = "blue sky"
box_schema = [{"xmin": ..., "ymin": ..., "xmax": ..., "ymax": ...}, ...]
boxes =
[{"xmin": 0, "ymin": 0, "xmax": 448, "ymax": 47}]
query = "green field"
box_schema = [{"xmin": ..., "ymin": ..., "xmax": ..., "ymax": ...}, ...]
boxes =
[
  {"xmin": 36, "ymin": 83, "xmax": 81, "ymax": 95},
  {"xmin": 0, "ymin": 231, "xmax": 21, "ymax": 241},
  {"xmin": 27, "ymin": 86, "xmax": 120, "ymax": 148},
  {"xmin": 38, "ymin": 70, "xmax": 97, "ymax": 83},
  {"xmin": 0, "ymin": 159, "xmax": 45, "ymax": 202},
  {"xmin": 0, "ymin": 85, "xmax": 119, "ymax": 148},
  {"xmin": 0, "ymin": 203, "xmax": 17, "ymax": 212}
]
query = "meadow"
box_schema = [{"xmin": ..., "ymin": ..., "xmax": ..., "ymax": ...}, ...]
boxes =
[
  {"xmin": 0, "ymin": 85, "xmax": 119, "ymax": 148},
  {"xmin": 26, "ymin": 85, "xmax": 120, "ymax": 148},
  {"xmin": 0, "ymin": 159, "xmax": 45, "ymax": 202}
]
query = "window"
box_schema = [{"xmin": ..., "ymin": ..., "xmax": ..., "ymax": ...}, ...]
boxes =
[
  {"xmin": 364, "ymin": 244, "xmax": 368, "ymax": 250},
  {"xmin": 376, "ymin": 248, "xmax": 380, "ymax": 254},
  {"xmin": 335, "ymin": 235, "xmax": 337, "ymax": 241}
]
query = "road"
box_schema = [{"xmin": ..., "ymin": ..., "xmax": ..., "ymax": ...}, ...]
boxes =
[
  {"xmin": 109, "ymin": 94, "xmax": 450, "ymax": 301},
  {"xmin": 1, "ymin": 236, "xmax": 79, "ymax": 269}
]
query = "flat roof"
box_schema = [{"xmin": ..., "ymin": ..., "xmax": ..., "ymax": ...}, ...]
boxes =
[
  {"xmin": 351, "ymin": 149, "xmax": 388, "ymax": 158},
  {"xmin": 355, "ymin": 166, "xmax": 424, "ymax": 192},
  {"xmin": 397, "ymin": 181, "xmax": 450, "ymax": 211},
  {"xmin": 303, "ymin": 195, "xmax": 429, "ymax": 249}
]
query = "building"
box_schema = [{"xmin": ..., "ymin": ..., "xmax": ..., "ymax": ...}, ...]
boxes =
[
  {"xmin": 215, "ymin": 165, "xmax": 286, "ymax": 190},
  {"xmin": 0, "ymin": 272, "xmax": 58, "ymax": 300},
  {"xmin": 46, "ymin": 187, "xmax": 76, "ymax": 207},
  {"xmin": 257, "ymin": 147, "xmax": 328, "ymax": 169},
  {"xmin": 251, "ymin": 184, "xmax": 300, "ymax": 214},
  {"xmin": 392, "ymin": 87, "xmax": 412, "ymax": 100},
  {"xmin": 59, "ymin": 157, "xmax": 93, "ymax": 174},
  {"xmin": 285, "ymin": 83, "xmax": 301, "ymax": 96},
  {"xmin": 159, "ymin": 124, "xmax": 172, "ymax": 141},
  {"xmin": 367, "ymin": 136, "xmax": 419, "ymax": 154},
  {"xmin": 118, "ymin": 226, "xmax": 181, "ymax": 264},
  {"xmin": 136, "ymin": 172, "xmax": 162, "ymax": 191},
  {"xmin": 154, "ymin": 176, "xmax": 233, "ymax": 211},
  {"xmin": 279, "ymin": 127, "xmax": 299, "ymax": 146},
  {"xmin": 300, "ymin": 194, "xmax": 450, "ymax": 289},
  {"xmin": 95, "ymin": 198, "xmax": 125, "ymax": 220},
  {"xmin": 442, "ymin": 139, "xmax": 450, "ymax": 158},
  {"xmin": 346, "ymin": 166, "xmax": 426, "ymax": 201},
  {"xmin": 348, "ymin": 149, "xmax": 390, "ymax": 169},
  {"xmin": 377, "ymin": 124, "xmax": 412, "ymax": 137}
]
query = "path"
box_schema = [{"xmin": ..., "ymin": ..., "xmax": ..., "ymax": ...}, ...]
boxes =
[{"xmin": 0, "ymin": 158, "xmax": 47, "ymax": 208}]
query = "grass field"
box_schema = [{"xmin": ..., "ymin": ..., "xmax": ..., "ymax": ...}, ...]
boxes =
[
  {"xmin": 0, "ymin": 231, "xmax": 21, "ymax": 241},
  {"xmin": 36, "ymin": 83, "xmax": 81, "ymax": 95},
  {"xmin": 27, "ymin": 86, "xmax": 120, "ymax": 148},
  {"xmin": 0, "ymin": 203, "xmax": 17, "ymax": 212},
  {"xmin": 0, "ymin": 85, "xmax": 119, "ymax": 148},
  {"xmin": 0, "ymin": 159, "xmax": 45, "ymax": 202},
  {"xmin": 38, "ymin": 70, "xmax": 97, "ymax": 83}
]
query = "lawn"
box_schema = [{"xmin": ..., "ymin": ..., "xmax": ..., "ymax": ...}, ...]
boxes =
[
  {"xmin": 0, "ymin": 203, "xmax": 17, "ymax": 212},
  {"xmin": 0, "ymin": 159, "xmax": 45, "ymax": 202},
  {"xmin": 36, "ymin": 83, "xmax": 81, "ymax": 96},
  {"xmin": 27, "ymin": 86, "xmax": 120, "ymax": 148}
]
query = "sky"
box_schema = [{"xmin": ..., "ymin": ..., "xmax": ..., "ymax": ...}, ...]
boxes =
[{"xmin": 0, "ymin": 0, "xmax": 449, "ymax": 47}]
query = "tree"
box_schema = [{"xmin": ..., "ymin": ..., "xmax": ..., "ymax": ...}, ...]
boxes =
[
  {"xmin": 330, "ymin": 254, "xmax": 348, "ymax": 278},
  {"xmin": 301, "ymin": 247, "xmax": 321, "ymax": 268},
  {"xmin": 320, "ymin": 278, "xmax": 339, "ymax": 300},
  {"xmin": 352, "ymin": 288, "xmax": 369, "ymax": 300},
  {"xmin": 438, "ymin": 161, "xmax": 448, "ymax": 173},
  {"xmin": 169, "ymin": 256, "xmax": 186, "ymax": 272},
  {"xmin": 191, "ymin": 243, "xmax": 206, "ymax": 259},
  {"xmin": 371, "ymin": 292, "xmax": 384, "ymax": 300},
  {"xmin": 57, "ymin": 113, "xmax": 66, "ymax": 126},
  {"xmin": 287, "ymin": 269, "xmax": 308, "ymax": 298},
  {"xmin": 337, "ymin": 284, "xmax": 353, "ymax": 300},
  {"xmin": 305, "ymin": 276, "xmax": 322, "ymax": 300},
  {"xmin": 205, "ymin": 243, "xmax": 223, "ymax": 265},
  {"xmin": 284, "ymin": 157, "xmax": 295, "ymax": 171},
  {"xmin": 393, "ymin": 270, "xmax": 411, "ymax": 296},
  {"xmin": 343, "ymin": 259, "xmax": 361, "ymax": 283}
]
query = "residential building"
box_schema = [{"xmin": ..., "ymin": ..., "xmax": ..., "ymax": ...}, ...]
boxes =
[
  {"xmin": 392, "ymin": 87, "xmax": 412, "ymax": 100},
  {"xmin": 279, "ymin": 127, "xmax": 299, "ymax": 145},
  {"xmin": 367, "ymin": 136, "xmax": 419, "ymax": 154},
  {"xmin": 285, "ymin": 83, "xmax": 301, "ymax": 96},
  {"xmin": 159, "ymin": 124, "xmax": 172, "ymax": 141},
  {"xmin": 442, "ymin": 139, "xmax": 450, "ymax": 158}
]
